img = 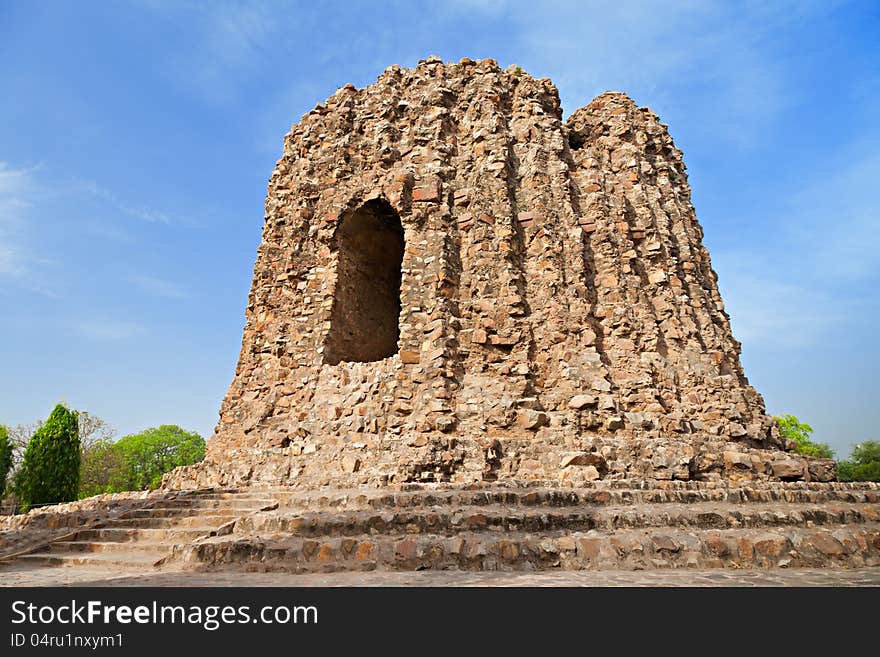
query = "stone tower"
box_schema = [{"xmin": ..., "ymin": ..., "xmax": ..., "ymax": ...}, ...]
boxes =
[{"xmin": 166, "ymin": 57, "xmax": 833, "ymax": 491}]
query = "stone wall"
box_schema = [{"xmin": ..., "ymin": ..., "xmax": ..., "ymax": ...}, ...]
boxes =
[{"xmin": 164, "ymin": 57, "xmax": 833, "ymax": 490}]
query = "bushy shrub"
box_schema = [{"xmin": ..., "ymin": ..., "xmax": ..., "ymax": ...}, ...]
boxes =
[
  {"xmin": 838, "ymin": 440, "xmax": 880, "ymax": 482},
  {"xmin": 774, "ymin": 414, "xmax": 834, "ymax": 459},
  {"xmin": 16, "ymin": 404, "xmax": 80, "ymax": 511}
]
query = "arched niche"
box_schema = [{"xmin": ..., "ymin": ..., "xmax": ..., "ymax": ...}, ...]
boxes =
[{"xmin": 323, "ymin": 199, "xmax": 405, "ymax": 365}]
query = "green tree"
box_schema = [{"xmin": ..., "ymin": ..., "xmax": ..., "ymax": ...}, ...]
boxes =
[
  {"xmin": 0, "ymin": 425, "xmax": 14, "ymax": 494},
  {"xmin": 111, "ymin": 425, "xmax": 205, "ymax": 491},
  {"xmin": 774, "ymin": 414, "xmax": 834, "ymax": 459},
  {"xmin": 837, "ymin": 440, "xmax": 880, "ymax": 482},
  {"xmin": 16, "ymin": 404, "xmax": 80, "ymax": 511},
  {"xmin": 79, "ymin": 438, "xmax": 125, "ymax": 498},
  {"xmin": 75, "ymin": 411, "xmax": 118, "ymax": 498}
]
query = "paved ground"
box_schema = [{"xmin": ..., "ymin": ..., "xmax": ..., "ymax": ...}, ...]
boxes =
[{"xmin": 2, "ymin": 564, "xmax": 879, "ymax": 586}]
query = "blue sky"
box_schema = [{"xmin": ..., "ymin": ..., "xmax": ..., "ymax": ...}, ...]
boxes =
[{"xmin": 1, "ymin": 1, "xmax": 878, "ymax": 456}]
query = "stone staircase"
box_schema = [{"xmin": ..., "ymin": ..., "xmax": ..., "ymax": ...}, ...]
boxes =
[
  {"xmin": 4, "ymin": 482, "xmax": 879, "ymax": 576},
  {"xmin": 1, "ymin": 491, "xmax": 278, "ymax": 570},
  {"xmin": 165, "ymin": 481, "xmax": 880, "ymax": 573}
]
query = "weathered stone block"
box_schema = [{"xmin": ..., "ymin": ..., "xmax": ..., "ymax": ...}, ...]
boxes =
[
  {"xmin": 567, "ymin": 394, "xmax": 597, "ymax": 410},
  {"xmin": 807, "ymin": 458, "xmax": 837, "ymax": 482},
  {"xmin": 341, "ymin": 455, "xmax": 361, "ymax": 473},
  {"xmin": 399, "ymin": 350, "xmax": 420, "ymax": 364},
  {"xmin": 516, "ymin": 410, "xmax": 548, "ymax": 430},
  {"xmin": 559, "ymin": 452, "xmax": 608, "ymax": 475},
  {"xmin": 772, "ymin": 459, "xmax": 806, "ymax": 480},
  {"xmin": 412, "ymin": 182, "xmax": 441, "ymax": 203},
  {"xmin": 811, "ymin": 533, "xmax": 846, "ymax": 557}
]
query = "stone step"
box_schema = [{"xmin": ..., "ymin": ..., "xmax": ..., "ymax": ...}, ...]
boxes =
[
  {"xmin": 266, "ymin": 480, "xmax": 880, "ymax": 494},
  {"xmin": 169, "ymin": 490, "xmax": 290, "ymax": 502},
  {"xmin": 168, "ymin": 523, "xmax": 880, "ymax": 573},
  {"xmin": 152, "ymin": 498, "xmax": 277, "ymax": 510},
  {"xmin": 121, "ymin": 508, "xmax": 202, "ymax": 519},
  {"xmin": 235, "ymin": 502, "xmax": 880, "ymax": 538},
  {"xmin": 48, "ymin": 541, "xmax": 170, "ymax": 556},
  {"xmin": 72, "ymin": 527, "xmax": 216, "ymax": 543},
  {"xmin": 110, "ymin": 514, "xmax": 237, "ymax": 529},
  {"xmin": 14, "ymin": 551, "xmax": 161, "ymax": 569},
  {"xmin": 122, "ymin": 505, "xmax": 264, "ymax": 519},
  {"xmin": 6, "ymin": 483, "xmax": 878, "ymax": 575},
  {"xmin": 269, "ymin": 486, "xmax": 880, "ymax": 512}
]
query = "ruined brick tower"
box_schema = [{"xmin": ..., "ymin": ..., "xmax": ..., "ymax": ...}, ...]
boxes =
[{"xmin": 166, "ymin": 57, "xmax": 833, "ymax": 491}]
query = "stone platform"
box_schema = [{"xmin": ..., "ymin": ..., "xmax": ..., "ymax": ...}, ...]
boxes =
[
  {"xmin": 6, "ymin": 480, "xmax": 876, "ymax": 584},
  {"xmin": 166, "ymin": 481, "xmax": 880, "ymax": 573}
]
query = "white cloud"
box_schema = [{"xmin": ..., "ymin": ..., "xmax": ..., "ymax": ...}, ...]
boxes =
[
  {"xmin": 0, "ymin": 243, "xmax": 20, "ymax": 275},
  {"xmin": 131, "ymin": 274, "xmax": 187, "ymax": 299},
  {"xmin": 0, "ymin": 162, "xmax": 40, "ymax": 281},
  {"xmin": 1, "ymin": 162, "xmax": 177, "ymax": 299},
  {"xmin": 0, "ymin": 161, "xmax": 37, "ymax": 199},
  {"xmin": 0, "ymin": 162, "xmax": 36, "ymax": 227},
  {"xmin": 74, "ymin": 180, "xmax": 171, "ymax": 224}
]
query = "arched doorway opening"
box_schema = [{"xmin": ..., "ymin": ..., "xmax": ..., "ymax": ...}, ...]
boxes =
[{"xmin": 323, "ymin": 199, "xmax": 405, "ymax": 364}]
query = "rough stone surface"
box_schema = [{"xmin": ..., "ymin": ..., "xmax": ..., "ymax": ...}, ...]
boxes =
[
  {"xmin": 163, "ymin": 58, "xmax": 832, "ymax": 491},
  {"xmin": 3, "ymin": 481, "xmax": 878, "ymax": 579},
  {"xmin": 159, "ymin": 481, "xmax": 880, "ymax": 573}
]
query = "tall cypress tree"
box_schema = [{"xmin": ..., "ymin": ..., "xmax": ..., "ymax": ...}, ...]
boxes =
[
  {"xmin": 0, "ymin": 425, "xmax": 13, "ymax": 494},
  {"xmin": 16, "ymin": 404, "xmax": 80, "ymax": 511}
]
